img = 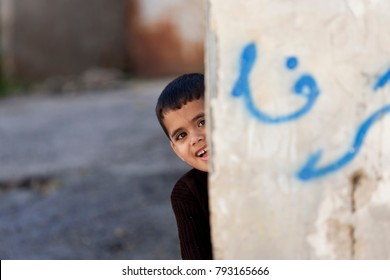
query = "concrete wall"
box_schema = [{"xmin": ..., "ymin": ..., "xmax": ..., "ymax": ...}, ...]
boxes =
[{"xmin": 207, "ymin": 0, "xmax": 390, "ymax": 259}]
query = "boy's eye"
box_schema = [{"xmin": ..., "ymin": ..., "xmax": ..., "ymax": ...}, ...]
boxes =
[
  {"xmin": 176, "ymin": 132, "xmax": 187, "ymax": 141},
  {"xmin": 198, "ymin": 119, "xmax": 206, "ymax": 127}
]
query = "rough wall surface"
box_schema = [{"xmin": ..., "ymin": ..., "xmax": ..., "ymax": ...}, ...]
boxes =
[
  {"xmin": 1, "ymin": 0, "xmax": 128, "ymax": 81},
  {"xmin": 206, "ymin": 0, "xmax": 390, "ymax": 259}
]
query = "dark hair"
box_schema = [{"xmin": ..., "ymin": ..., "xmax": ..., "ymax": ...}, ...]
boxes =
[{"xmin": 155, "ymin": 73, "xmax": 205, "ymax": 138}]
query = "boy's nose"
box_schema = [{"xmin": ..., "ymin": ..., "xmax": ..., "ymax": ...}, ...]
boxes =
[{"xmin": 191, "ymin": 133, "xmax": 205, "ymax": 146}]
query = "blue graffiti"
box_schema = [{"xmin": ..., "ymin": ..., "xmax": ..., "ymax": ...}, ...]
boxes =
[
  {"xmin": 286, "ymin": 56, "xmax": 298, "ymax": 70},
  {"xmin": 232, "ymin": 42, "xmax": 320, "ymax": 124},
  {"xmin": 297, "ymin": 104, "xmax": 390, "ymax": 181},
  {"xmin": 232, "ymin": 42, "xmax": 390, "ymax": 181},
  {"xmin": 374, "ymin": 68, "xmax": 390, "ymax": 91},
  {"xmin": 297, "ymin": 67, "xmax": 390, "ymax": 181}
]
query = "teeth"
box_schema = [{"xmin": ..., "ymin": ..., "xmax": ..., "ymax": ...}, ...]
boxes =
[{"xmin": 197, "ymin": 148, "xmax": 208, "ymax": 157}]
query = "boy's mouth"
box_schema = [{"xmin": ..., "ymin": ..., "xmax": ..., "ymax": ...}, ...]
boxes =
[{"xmin": 196, "ymin": 147, "xmax": 208, "ymax": 158}]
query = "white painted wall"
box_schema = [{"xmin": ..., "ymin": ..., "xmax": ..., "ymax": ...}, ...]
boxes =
[{"xmin": 207, "ymin": 0, "xmax": 390, "ymax": 259}]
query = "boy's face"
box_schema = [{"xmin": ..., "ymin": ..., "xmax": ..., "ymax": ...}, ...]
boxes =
[{"xmin": 163, "ymin": 98, "xmax": 208, "ymax": 172}]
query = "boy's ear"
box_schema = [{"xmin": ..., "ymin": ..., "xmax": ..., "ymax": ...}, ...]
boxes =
[{"xmin": 170, "ymin": 141, "xmax": 185, "ymax": 162}]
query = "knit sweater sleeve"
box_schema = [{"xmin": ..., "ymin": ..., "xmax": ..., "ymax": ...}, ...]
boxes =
[{"xmin": 171, "ymin": 179, "xmax": 212, "ymax": 260}]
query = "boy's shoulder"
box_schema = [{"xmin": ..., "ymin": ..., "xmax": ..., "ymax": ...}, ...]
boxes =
[
  {"xmin": 171, "ymin": 169, "xmax": 208, "ymax": 200},
  {"xmin": 176, "ymin": 168, "xmax": 207, "ymax": 186}
]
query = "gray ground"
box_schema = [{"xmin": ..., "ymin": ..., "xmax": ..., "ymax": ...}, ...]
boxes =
[{"xmin": 0, "ymin": 79, "xmax": 189, "ymax": 259}]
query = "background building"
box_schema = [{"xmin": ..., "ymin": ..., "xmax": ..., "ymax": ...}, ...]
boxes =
[{"xmin": 0, "ymin": 0, "xmax": 205, "ymax": 82}]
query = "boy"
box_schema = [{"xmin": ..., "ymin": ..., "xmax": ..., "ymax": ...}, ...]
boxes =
[{"xmin": 155, "ymin": 73, "xmax": 212, "ymax": 260}]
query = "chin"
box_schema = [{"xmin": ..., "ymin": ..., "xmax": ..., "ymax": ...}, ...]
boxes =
[
  {"xmin": 197, "ymin": 165, "xmax": 208, "ymax": 172},
  {"xmin": 187, "ymin": 160, "xmax": 208, "ymax": 172}
]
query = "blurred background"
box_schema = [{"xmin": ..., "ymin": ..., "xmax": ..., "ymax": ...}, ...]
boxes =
[{"xmin": 0, "ymin": 0, "xmax": 205, "ymax": 259}]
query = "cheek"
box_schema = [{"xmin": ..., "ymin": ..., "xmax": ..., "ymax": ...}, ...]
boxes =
[
  {"xmin": 172, "ymin": 143, "xmax": 188, "ymax": 159},
  {"xmin": 177, "ymin": 145, "xmax": 189, "ymax": 157}
]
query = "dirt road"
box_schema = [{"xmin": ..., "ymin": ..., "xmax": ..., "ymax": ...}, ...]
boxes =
[{"xmin": 0, "ymin": 79, "xmax": 189, "ymax": 259}]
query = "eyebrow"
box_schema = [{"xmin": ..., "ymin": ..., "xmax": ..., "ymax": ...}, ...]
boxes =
[{"xmin": 170, "ymin": 112, "xmax": 205, "ymax": 140}]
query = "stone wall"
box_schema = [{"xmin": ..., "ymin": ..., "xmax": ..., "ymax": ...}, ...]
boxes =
[{"xmin": 206, "ymin": 0, "xmax": 390, "ymax": 259}]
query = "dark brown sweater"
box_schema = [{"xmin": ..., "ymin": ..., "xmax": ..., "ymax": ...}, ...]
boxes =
[{"xmin": 171, "ymin": 169, "xmax": 213, "ymax": 260}]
